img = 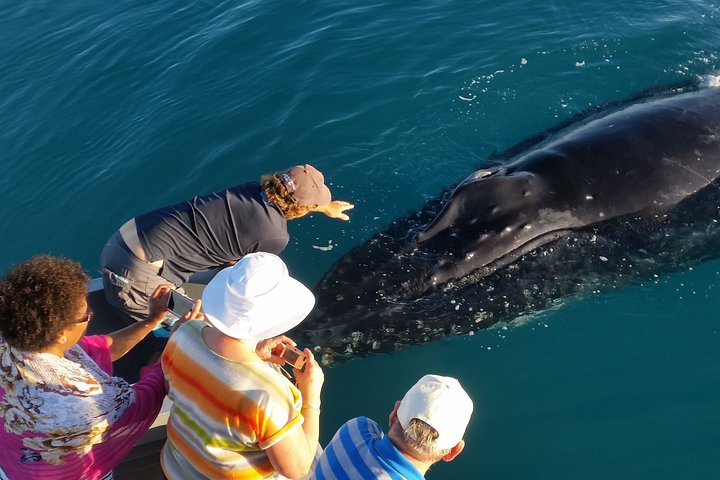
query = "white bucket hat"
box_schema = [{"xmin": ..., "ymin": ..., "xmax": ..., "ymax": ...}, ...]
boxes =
[
  {"xmin": 201, "ymin": 252, "xmax": 315, "ymax": 340},
  {"xmin": 397, "ymin": 374, "xmax": 473, "ymax": 450}
]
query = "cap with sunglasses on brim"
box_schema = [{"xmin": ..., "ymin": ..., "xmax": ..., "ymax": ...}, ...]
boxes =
[{"xmin": 277, "ymin": 164, "xmax": 332, "ymax": 206}]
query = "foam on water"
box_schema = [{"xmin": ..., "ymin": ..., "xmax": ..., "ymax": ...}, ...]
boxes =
[{"xmin": 702, "ymin": 73, "xmax": 720, "ymax": 87}]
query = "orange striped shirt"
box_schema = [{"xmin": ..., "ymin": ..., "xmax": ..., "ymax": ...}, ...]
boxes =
[{"xmin": 160, "ymin": 321, "xmax": 303, "ymax": 480}]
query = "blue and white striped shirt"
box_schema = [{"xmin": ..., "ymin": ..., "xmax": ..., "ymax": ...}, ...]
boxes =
[{"xmin": 312, "ymin": 416, "xmax": 424, "ymax": 480}]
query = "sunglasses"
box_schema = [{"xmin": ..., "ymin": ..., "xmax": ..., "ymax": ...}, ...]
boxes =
[{"xmin": 74, "ymin": 310, "xmax": 94, "ymax": 324}]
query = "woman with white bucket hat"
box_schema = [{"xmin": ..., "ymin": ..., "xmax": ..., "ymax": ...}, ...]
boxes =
[{"xmin": 160, "ymin": 252, "xmax": 324, "ymax": 480}]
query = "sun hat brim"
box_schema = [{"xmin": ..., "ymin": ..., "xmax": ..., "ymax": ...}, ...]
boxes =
[{"xmin": 201, "ymin": 261, "xmax": 315, "ymax": 340}]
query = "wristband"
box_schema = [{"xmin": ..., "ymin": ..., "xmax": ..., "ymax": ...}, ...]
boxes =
[{"xmin": 301, "ymin": 403, "xmax": 321, "ymax": 413}]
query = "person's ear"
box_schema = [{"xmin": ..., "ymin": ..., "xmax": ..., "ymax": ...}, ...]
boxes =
[
  {"xmin": 56, "ymin": 329, "xmax": 69, "ymax": 345},
  {"xmin": 442, "ymin": 440, "xmax": 465, "ymax": 462},
  {"xmin": 388, "ymin": 400, "xmax": 402, "ymax": 427}
]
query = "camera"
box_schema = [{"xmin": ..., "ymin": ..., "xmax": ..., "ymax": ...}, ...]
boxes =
[
  {"xmin": 280, "ymin": 345, "xmax": 306, "ymax": 370},
  {"xmin": 164, "ymin": 290, "xmax": 196, "ymax": 327}
]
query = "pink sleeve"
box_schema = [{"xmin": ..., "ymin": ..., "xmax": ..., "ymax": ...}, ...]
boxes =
[
  {"xmin": 77, "ymin": 336, "xmax": 168, "ymax": 472},
  {"xmin": 82, "ymin": 363, "xmax": 168, "ymax": 475},
  {"xmin": 78, "ymin": 335, "xmax": 113, "ymax": 374}
]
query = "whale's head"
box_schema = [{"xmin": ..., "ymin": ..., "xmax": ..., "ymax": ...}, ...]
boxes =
[
  {"xmin": 294, "ymin": 167, "xmax": 554, "ymax": 361},
  {"xmin": 293, "ymin": 86, "xmax": 720, "ymax": 363}
]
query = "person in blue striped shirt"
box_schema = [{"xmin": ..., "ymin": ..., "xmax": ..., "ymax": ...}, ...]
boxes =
[{"xmin": 312, "ymin": 374, "xmax": 473, "ymax": 479}]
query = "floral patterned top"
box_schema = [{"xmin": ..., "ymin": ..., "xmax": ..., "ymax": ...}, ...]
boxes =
[{"xmin": 0, "ymin": 335, "xmax": 166, "ymax": 480}]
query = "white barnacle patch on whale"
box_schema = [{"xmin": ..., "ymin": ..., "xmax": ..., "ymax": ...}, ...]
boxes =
[
  {"xmin": 473, "ymin": 311, "xmax": 490, "ymax": 323},
  {"xmin": 537, "ymin": 208, "xmax": 582, "ymax": 226}
]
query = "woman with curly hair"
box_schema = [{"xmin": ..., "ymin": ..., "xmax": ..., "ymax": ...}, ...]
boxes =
[
  {"xmin": 0, "ymin": 255, "xmax": 201, "ymax": 480},
  {"xmin": 99, "ymin": 164, "xmax": 353, "ymax": 329}
]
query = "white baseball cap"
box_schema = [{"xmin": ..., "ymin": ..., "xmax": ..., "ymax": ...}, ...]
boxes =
[
  {"xmin": 397, "ymin": 374, "xmax": 473, "ymax": 450},
  {"xmin": 201, "ymin": 252, "xmax": 315, "ymax": 340}
]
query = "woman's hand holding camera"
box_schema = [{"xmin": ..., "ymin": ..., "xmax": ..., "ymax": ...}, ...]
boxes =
[
  {"xmin": 294, "ymin": 348, "xmax": 324, "ymax": 411},
  {"xmin": 255, "ymin": 335, "xmax": 323, "ymax": 410},
  {"xmin": 146, "ymin": 285, "xmax": 203, "ymax": 334},
  {"xmin": 256, "ymin": 335, "xmax": 297, "ymax": 365},
  {"xmin": 146, "ymin": 285, "xmax": 173, "ymax": 327}
]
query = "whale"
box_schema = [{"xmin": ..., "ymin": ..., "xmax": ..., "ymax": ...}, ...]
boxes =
[{"xmin": 294, "ymin": 83, "xmax": 720, "ymax": 362}]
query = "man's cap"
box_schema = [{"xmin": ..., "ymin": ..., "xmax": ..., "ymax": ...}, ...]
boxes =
[
  {"xmin": 397, "ymin": 374, "xmax": 473, "ymax": 450},
  {"xmin": 278, "ymin": 164, "xmax": 332, "ymax": 206},
  {"xmin": 201, "ymin": 252, "xmax": 315, "ymax": 340}
]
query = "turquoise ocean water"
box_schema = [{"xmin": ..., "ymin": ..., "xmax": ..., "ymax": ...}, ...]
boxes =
[{"xmin": 2, "ymin": 1, "xmax": 719, "ymax": 477}]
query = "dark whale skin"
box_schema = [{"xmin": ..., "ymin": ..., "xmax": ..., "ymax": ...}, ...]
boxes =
[{"xmin": 296, "ymin": 86, "xmax": 720, "ymax": 362}]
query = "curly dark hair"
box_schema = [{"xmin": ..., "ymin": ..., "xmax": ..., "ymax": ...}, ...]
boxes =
[
  {"xmin": 260, "ymin": 174, "xmax": 317, "ymax": 220},
  {"xmin": 0, "ymin": 255, "xmax": 89, "ymax": 351}
]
